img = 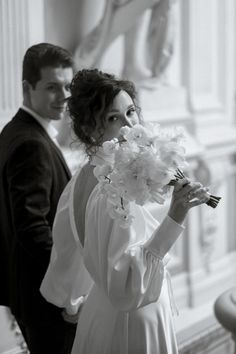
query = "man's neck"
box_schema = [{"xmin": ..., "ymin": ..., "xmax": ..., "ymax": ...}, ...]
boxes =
[{"xmin": 21, "ymin": 104, "xmax": 50, "ymax": 123}]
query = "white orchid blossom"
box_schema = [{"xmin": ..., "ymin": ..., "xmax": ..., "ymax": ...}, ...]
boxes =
[{"xmin": 94, "ymin": 124, "xmax": 187, "ymax": 228}]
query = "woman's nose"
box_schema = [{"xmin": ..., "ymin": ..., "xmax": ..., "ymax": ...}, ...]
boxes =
[
  {"xmin": 121, "ymin": 115, "xmax": 132, "ymax": 127},
  {"xmin": 58, "ymin": 87, "xmax": 69, "ymax": 101}
]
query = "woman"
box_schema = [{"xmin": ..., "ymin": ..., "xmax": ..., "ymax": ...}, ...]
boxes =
[{"xmin": 41, "ymin": 69, "xmax": 209, "ymax": 354}]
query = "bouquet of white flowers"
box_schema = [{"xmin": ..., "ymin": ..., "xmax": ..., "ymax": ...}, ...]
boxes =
[{"xmin": 93, "ymin": 124, "xmax": 221, "ymax": 228}]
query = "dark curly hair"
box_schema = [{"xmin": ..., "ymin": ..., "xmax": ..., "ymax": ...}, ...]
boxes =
[{"xmin": 68, "ymin": 69, "xmax": 141, "ymax": 156}]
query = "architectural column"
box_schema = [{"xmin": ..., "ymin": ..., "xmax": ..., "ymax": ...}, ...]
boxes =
[
  {"xmin": 0, "ymin": 0, "xmax": 44, "ymax": 129},
  {"xmin": 0, "ymin": 1, "xmax": 44, "ymax": 352}
]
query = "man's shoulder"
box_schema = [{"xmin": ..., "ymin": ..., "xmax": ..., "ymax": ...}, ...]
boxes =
[
  {"xmin": 1, "ymin": 109, "xmax": 45, "ymax": 141},
  {"xmin": 0, "ymin": 110, "xmax": 52, "ymax": 162}
]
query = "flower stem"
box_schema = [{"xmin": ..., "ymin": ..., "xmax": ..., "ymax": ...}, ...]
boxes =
[{"xmin": 169, "ymin": 169, "xmax": 221, "ymax": 209}]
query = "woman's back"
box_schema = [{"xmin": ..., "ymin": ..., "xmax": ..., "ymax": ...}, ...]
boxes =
[
  {"xmin": 73, "ymin": 163, "xmax": 98, "ymax": 247},
  {"xmin": 40, "ymin": 165, "xmax": 96, "ymax": 315}
]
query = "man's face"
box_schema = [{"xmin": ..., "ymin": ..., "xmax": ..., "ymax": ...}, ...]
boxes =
[{"xmin": 27, "ymin": 66, "xmax": 73, "ymax": 120}]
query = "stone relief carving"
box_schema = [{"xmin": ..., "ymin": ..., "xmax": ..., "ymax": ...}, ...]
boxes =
[
  {"xmin": 145, "ymin": 0, "xmax": 176, "ymax": 79},
  {"xmin": 194, "ymin": 158, "xmax": 222, "ymax": 272},
  {"xmin": 199, "ymin": 205, "xmax": 217, "ymax": 273},
  {"xmin": 74, "ymin": 0, "xmax": 177, "ymax": 88},
  {"xmin": 193, "ymin": 159, "xmax": 212, "ymax": 187}
]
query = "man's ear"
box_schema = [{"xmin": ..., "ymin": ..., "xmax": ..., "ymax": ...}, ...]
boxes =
[
  {"xmin": 22, "ymin": 80, "xmax": 33, "ymax": 106},
  {"xmin": 22, "ymin": 80, "xmax": 31, "ymax": 94}
]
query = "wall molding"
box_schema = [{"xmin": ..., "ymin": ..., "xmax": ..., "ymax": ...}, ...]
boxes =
[
  {"xmin": 178, "ymin": 318, "xmax": 234, "ymax": 354},
  {"xmin": 188, "ymin": 252, "xmax": 236, "ymax": 307}
]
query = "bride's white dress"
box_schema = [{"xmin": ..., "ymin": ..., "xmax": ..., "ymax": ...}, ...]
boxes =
[{"xmin": 40, "ymin": 162, "xmax": 184, "ymax": 354}]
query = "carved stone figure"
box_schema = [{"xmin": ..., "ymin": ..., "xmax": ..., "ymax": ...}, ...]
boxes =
[{"xmin": 74, "ymin": 0, "xmax": 176, "ymax": 87}]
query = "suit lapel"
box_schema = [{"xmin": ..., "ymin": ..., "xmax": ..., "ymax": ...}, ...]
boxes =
[{"xmin": 48, "ymin": 138, "xmax": 71, "ymax": 177}]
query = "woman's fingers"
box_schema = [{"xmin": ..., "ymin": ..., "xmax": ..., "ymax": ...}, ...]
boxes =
[
  {"xmin": 186, "ymin": 186, "xmax": 209, "ymax": 201},
  {"xmin": 173, "ymin": 177, "xmax": 190, "ymax": 192},
  {"xmin": 188, "ymin": 197, "xmax": 208, "ymax": 208},
  {"xmin": 168, "ymin": 179, "xmax": 209, "ymax": 224},
  {"xmin": 187, "ymin": 187, "xmax": 210, "ymax": 208},
  {"xmin": 172, "ymin": 177, "xmax": 212, "ymax": 211},
  {"xmin": 174, "ymin": 181, "xmax": 202, "ymax": 199}
]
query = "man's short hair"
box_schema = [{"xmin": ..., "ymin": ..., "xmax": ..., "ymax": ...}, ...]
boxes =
[{"xmin": 22, "ymin": 43, "xmax": 74, "ymax": 87}]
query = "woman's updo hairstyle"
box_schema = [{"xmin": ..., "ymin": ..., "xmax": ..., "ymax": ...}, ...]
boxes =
[{"xmin": 68, "ymin": 68, "xmax": 140, "ymax": 156}]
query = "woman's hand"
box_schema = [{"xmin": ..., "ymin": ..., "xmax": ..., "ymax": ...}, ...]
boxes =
[
  {"xmin": 62, "ymin": 308, "xmax": 79, "ymax": 324},
  {"xmin": 168, "ymin": 178, "xmax": 209, "ymax": 225}
]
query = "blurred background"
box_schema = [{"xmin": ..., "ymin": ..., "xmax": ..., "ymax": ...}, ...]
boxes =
[{"xmin": 1, "ymin": 0, "xmax": 236, "ymax": 353}]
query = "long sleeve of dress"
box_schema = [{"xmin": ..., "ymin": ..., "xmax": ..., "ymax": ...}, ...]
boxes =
[{"xmin": 83, "ymin": 186, "xmax": 184, "ymax": 312}]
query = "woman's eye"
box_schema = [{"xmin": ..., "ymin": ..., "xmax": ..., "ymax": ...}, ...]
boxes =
[
  {"xmin": 128, "ymin": 108, "xmax": 136, "ymax": 115},
  {"xmin": 65, "ymin": 84, "xmax": 71, "ymax": 92}
]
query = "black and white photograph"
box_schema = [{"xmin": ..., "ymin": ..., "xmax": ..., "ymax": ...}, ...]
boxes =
[{"xmin": 0, "ymin": 1, "xmax": 236, "ymax": 353}]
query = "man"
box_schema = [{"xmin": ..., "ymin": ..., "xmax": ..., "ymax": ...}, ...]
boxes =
[{"xmin": 0, "ymin": 43, "xmax": 75, "ymax": 353}]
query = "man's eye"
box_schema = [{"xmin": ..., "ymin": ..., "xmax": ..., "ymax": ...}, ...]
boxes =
[
  {"xmin": 108, "ymin": 116, "xmax": 118, "ymax": 122},
  {"xmin": 47, "ymin": 85, "xmax": 56, "ymax": 91},
  {"xmin": 65, "ymin": 85, "xmax": 71, "ymax": 92}
]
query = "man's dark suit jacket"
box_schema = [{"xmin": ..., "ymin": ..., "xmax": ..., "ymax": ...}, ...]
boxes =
[{"xmin": 0, "ymin": 108, "xmax": 72, "ymax": 325}]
